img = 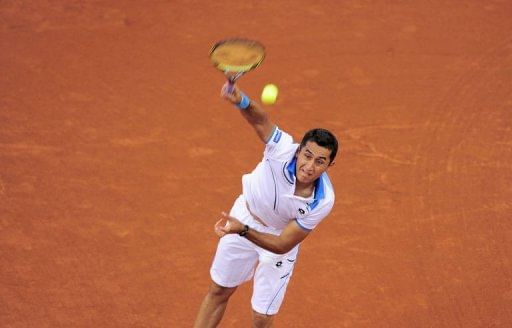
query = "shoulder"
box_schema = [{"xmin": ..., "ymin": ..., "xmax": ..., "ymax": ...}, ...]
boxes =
[
  {"xmin": 321, "ymin": 172, "xmax": 335, "ymax": 201},
  {"xmin": 264, "ymin": 127, "xmax": 298, "ymax": 159},
  {"xmin": 295, "ymin": 173, "xmax": 335, "ymax": 231},
  {"xmin": 314, "ymin": 172, "xmax": 335, "ymax": 208}
]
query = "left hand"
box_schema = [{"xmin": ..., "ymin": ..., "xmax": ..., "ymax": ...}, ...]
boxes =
[{"xmin": 214, "ymin": 212, "xmax": 245, "ymax": 238}]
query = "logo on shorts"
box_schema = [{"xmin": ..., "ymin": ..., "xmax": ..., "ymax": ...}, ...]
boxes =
[{"xmin": 276, "ymin": 261, "xmax": 282, "ymax": 267}]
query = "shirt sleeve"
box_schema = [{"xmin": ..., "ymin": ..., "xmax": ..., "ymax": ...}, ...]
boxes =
[
  {"xmin": 264, "ymin": 127, "xmax": 295, "ymax": 160},
  {"xmin": 295, "ymin": 199, "xmax": 334, "ymax": 231}
]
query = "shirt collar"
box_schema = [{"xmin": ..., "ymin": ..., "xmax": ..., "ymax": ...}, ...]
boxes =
[{"xmin": 286, "ymin": 157, "xmax": 326, "ymax": 209}]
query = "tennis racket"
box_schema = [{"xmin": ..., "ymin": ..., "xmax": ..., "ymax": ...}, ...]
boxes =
[{"xmin": 209, "ymin": 38, "xmax": 265, "ymax": 93}]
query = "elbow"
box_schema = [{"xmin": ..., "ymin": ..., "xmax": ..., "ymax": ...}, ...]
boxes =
[
  {"xmin": 272, "ymin": 248, "xmax": 287, "ymax": 255},
  {"xmin": 273, "ymin": 243, "xmax": 293, "ymax": 255}
]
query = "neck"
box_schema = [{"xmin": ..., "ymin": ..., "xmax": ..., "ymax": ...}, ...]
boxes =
[{"xmin": 294, "ymin": 180, "xmax": 315, "ymax": 198}]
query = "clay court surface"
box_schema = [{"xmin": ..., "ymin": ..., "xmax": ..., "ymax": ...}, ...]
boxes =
[{"xmin": 1, "ymin": 1, "xmax": 511, "ymax": 327}]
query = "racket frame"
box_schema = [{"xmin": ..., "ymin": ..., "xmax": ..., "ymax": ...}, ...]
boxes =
[{"xmin": 209, "ymin": 38, "xmax": 265, "ymax": 93}]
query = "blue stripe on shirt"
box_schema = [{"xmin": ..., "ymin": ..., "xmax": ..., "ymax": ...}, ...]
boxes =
[{"xmin": 294, "ymin": 219, "xmax": 312, "ymax": 231}]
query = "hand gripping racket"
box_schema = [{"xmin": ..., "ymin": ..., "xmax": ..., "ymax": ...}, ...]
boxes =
[{"xmin": 209, "ymin": 38, "xmax": 265, "ymax": 93}]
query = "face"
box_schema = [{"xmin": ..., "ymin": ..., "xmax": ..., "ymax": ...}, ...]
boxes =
[{"xmin": 295, "ymin": 141, "xmax": 334, "ymax": 185}]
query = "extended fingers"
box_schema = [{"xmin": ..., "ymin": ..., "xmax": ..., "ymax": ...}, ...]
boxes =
[
  {"xmin": 215, "ymin": 215, "xmax": 231, "ymax": 233},
  {"xmin": 220, "ymin": 83, "xmax": 241, "ymax": 102},
  {"xmin": 220, "ymin": 82, "xmax": 230, "ymax": 96},
  {"xmin": 214, "ymin": 219, "xmax": 227, "ymax": 237}
]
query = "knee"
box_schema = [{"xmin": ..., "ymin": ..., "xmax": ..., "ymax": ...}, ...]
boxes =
[
  {"xmin": 207, "ymin": 281, "xmax": 237, "ymax": 302},
  {"xmin": 252, "ymin": 310, "xmax": 274, "ymax": 328}
]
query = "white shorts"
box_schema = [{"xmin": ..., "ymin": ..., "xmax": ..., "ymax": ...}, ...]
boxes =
[{"xmin": 210, "ymin": 195, "xmax": 299, "ymax": 315}]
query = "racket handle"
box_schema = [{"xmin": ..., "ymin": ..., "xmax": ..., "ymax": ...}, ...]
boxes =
[{"xmin": 227, "ymin": 81, "xmax": 235, "ymax": 94}]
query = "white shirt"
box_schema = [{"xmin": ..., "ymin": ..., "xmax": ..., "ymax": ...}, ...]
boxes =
[{"xmin": 242, "ymin": 127, "xmax": 335, "ymax": 231}]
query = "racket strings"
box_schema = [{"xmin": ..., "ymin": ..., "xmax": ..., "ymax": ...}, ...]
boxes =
[{"xmin": 210, "ymin": 39, "xmax": 265, "ymax": 73}]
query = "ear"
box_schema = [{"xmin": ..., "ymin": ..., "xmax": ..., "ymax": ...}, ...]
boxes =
[{"xmin": 328, "ymin": 160, "xmax": 336, "ymax": 167}]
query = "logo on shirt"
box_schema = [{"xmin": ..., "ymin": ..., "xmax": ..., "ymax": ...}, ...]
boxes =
[
  {"xmin": 298, "ymin": 208, "xmax": 305, "ymax": 215},
  {"xmin": 276, "ymin": 261, "xmax": 283, "ymax": 267},
  {"xmin": 273, "ymin": 130, "xmax": 282, "ymax": 143}
]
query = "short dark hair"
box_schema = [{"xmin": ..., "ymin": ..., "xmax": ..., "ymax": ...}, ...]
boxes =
[{"xmin": 299, "ymin": 128, "xmax": 339, "ymax": 163}]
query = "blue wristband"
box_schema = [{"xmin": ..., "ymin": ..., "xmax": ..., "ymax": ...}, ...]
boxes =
[{"xmin": 237, "ymin": 92, "xmax": 251, "ymax": 110}]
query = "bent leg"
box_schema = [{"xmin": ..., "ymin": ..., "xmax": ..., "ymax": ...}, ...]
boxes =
[
  {"xmin": 251, "ymin": 248, "xmax": 298, "ymax": 316},
  {"xmin": 194, "ymin": 281, "xmax": 237, "ymax": 328},
  {"xmin": 252, "ymin": 310, "xmax": 275, "ymax": 328}
]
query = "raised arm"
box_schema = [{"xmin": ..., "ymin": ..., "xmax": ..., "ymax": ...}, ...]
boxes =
[{"xmin": 221, "ymin": 83, "xmax": 276, "ymax": 143}]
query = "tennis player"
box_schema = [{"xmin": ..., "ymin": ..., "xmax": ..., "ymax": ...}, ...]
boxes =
[{"xmin": 194, "ymin": 83, "xmax": 338, "ymax": 328}]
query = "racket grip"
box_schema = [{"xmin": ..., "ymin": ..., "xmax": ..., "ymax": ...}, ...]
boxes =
[{"xmin": 227, "ymin": 81, "xmax": 235, "ymax": 94}]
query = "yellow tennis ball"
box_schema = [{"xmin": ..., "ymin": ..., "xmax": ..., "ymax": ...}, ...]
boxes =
[{"xmin": 261, "ymin": 84, "xmax": 278, "ymax": 105}]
